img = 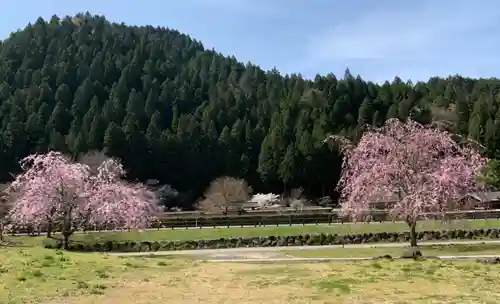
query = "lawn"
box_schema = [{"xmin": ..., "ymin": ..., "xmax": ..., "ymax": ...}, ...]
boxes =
[
  {"xmin": 0, "ymin": 247, "xmax": 190, "ymax": 304},
  {"xmin": 5, "ymin": 218, "xmax": 500, "ymax": 246},
  {"xmin": 282, "ymin": 243, "xmax": 500, "ymax": 258},
  {"xmin": 1, "ymin": 247, "xmax": 499, "ymax": 303}
]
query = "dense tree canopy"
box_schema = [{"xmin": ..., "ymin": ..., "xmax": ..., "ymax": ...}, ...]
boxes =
[{"xmin": 0, "ymin": 13, "xmax": 499, "ymax": 209}]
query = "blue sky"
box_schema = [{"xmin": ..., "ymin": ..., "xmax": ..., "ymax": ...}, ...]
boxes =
[{"xmin": 1, "ymin": 0, "xmax": 499, "ymax": 83}]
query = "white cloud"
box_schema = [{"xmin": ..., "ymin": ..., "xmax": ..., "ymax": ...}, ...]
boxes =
[{"xmin": 305, "ymin": 1, "xmax": 500, "ymax": 64}]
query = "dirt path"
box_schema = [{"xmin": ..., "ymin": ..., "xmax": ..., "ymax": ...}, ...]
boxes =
[
  {"xmin": 203, "ymin": 254, "xmax": 500, "ymax": 263},
  {"xmin": 108, "ymin": 239, "xmax": 500, "ymax": 261}
]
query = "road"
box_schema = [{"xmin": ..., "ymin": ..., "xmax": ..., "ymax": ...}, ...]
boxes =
[{"xmin": 108, "ymin": 239, "xmax": 500, "ymax": 259}]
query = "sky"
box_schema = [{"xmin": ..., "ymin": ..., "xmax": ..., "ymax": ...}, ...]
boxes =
[{"xmin": 1, "ymin": 0, "xmax": 500, "ymax": 83}]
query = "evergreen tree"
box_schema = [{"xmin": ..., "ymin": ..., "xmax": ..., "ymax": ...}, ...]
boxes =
[{"xmin": 0, "ymin": 13, "xmax": 497, "ymax": 208}]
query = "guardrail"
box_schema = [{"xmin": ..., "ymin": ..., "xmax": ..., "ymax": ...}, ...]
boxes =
[{"xmin": 7, "ymin": 209, "xmax": 500, "ymax": 235}]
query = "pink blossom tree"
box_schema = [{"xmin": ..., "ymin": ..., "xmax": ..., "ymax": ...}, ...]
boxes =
[
  {"xmin": 7, "ymin": 151, "xmax": 160, "ymax": 248},
  {"xmin": 327, "ymin": 119, "xmax": 488, "ymax": 247},
  {"xmin": 84, "ymin": 157, "xmax": 160, "ymax": 230}
]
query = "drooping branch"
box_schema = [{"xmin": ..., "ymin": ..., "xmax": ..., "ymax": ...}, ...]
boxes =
[
  {"xmin": 8, "ymin": 151, "xmax": 161, "ymax": 247},
  {"xmin": 336, "ymin": 118, "xmax": 487, "ymax": 226}
]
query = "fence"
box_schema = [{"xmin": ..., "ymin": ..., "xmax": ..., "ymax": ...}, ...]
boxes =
[
  {"xmin": 158, "ymin": 206, "xmax": 334, "ymax": 218},
  {"xmin": 8, "ymin": 209, "xmax": 500, "ymax": 235},
  {"xmin": 151, "ymin": 209, "xmax": 500, "ymax": 229}
]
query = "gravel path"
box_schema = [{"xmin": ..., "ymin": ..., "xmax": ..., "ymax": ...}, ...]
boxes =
[
  {"xmin": 108, "ymin": 239, "xmax": 500, "ymax": 261},
  {"xmin": 204, "ymin": 255, "xmax": 500, "ymax": 263}
]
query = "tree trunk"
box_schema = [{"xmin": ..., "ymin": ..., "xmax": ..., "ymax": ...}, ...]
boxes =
[
  {"xmin": 409, "ymin": 221, "xmax": 417, "ymax": 247},
  {"xmin": 0, "ymin": 221, "xmax": 3, "ymax": 241},
  {"xmin": 61, "ymin": 210, "xmax": 73, "ymax": 250},
  {"xmin": 62, "ymin": 232, "xmax": 71, "ymax": 250},
  {"xmin": 61, "ymin": 220, "xmax": 73, "ymax": 250},
  {"xmin": 46, "ymin": 221, "xmax": 52, "ymax": 238}
]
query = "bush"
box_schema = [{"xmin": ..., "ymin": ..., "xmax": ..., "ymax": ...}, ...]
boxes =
[{"xmin": 44, "ymin": 228, "xmax": 500, "ymax": 253}]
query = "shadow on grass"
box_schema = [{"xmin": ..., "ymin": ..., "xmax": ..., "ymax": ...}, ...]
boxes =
[
  {"xmin": 1, "ymin": 237, "xmax": 41, "ymax": 248},
  {"xmin": 0, "ymin": 241, "xmax": 28, "ymax": 248}
]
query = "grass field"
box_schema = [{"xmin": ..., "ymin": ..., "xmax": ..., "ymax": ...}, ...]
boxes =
[
  {"xmin": 5, "ymin": 218, "xmax": 500, "ymax": 246},
  {"xmin": 1, "ymin": 247, "xmax": 499, "ymax": 303},
  {"xmin": 282, "ymin": 243, "xmax": 500, "ymax": 258}
]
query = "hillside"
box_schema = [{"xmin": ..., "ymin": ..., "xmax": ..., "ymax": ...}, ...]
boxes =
[{"xmin": 0, "ymin": 13, "xmax": 499, "ymax": 209}]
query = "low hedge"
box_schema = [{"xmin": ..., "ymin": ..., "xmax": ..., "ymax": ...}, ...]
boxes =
[{"xmin": 43, "ymin": 228, "xmax": 500, "ymax": 253}]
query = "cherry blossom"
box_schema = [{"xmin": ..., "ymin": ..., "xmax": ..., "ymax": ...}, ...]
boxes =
[
  {"xmin": 332, "ymin": 119, "xmax": 488, "ymax": 246},
  {"xmin": 249, "ymin": 193, "xmax": 280, "ymax": 208},
  {"xmin": 7, "ymin": 151, "xmax": 160, "ymax": 248},
  {"xmin": 85, "ymin": 158, "xmax": 161, "ymax": 229}
]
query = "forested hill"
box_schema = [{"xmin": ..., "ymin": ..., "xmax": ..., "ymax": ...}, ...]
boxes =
[{"xmin": 0, "ymin": 13, "xmax": 499, "ymax": 209}]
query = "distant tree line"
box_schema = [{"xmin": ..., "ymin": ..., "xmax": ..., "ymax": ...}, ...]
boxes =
[{"xmin": 0, "ymin": 13, "xmax": 500, "ymax": 209}]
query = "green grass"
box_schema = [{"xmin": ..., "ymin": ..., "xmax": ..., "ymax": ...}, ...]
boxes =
[
  {"xmin": 226, "ymin": 259, "xmax": 500, "ymax": 303},
  {"xmin": 4, "ymin": 218, "xmax": 500, "ymax": 247},
  {"xmin": 1, "ymin": 246, "xmax": 500, "ymax": 303},
  {"xmin": 0, "ymin": 247, "xmax": 190, "ymax": 303},
  {"xmin": 229, "ymin": 260, "xmax": 500, "ymax": 304},
  {"xmin": 282, "ymin": 244, "xmax": 500, "ymax": 258}
]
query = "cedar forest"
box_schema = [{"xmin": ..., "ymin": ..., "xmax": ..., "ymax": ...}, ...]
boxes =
[{"xmin": 0, "ymin": 14, "xmax": 498, "ymax": 210}]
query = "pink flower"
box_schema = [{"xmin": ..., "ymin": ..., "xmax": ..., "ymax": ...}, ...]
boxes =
[
  {"xmin": 337, "ymin": 119, "xmax": 488, "ymax": 224},
  {"xmin": 7, "ymin": 151, "xmax": 161, "ymax": 232}
]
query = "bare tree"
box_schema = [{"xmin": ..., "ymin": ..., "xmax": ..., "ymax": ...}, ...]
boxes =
[
  {"xmin": 289, "ymin": 187, "xmax": 308, "ymax": 211},
  {"xmin": 197, "ymin": 177, "xmax": 252, "ymax": 214},
  {"xmin": 290, "ymin": 187, "xmax": 303, "ymax": 199}
]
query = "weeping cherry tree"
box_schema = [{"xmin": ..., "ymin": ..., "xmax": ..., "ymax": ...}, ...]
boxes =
[
  {"xmin": 326, "ymin": 119, "xmax": 487, "ymax": 247},
  {"xmin": 7, "ymin": 151, "xmax": 161, "ymax": 248}
]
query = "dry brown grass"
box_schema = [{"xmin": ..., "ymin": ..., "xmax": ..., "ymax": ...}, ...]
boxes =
[
  {"xmin": 63, "ymin": 263, "xmax": 318, "ymax": 304},
  {"xmin": 225, "ymin": 261, "xmax": 500, "ymax": 304},
  {"xmin": 2, "ymin": 248, "xmax": 500, "ymax": 303}
]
